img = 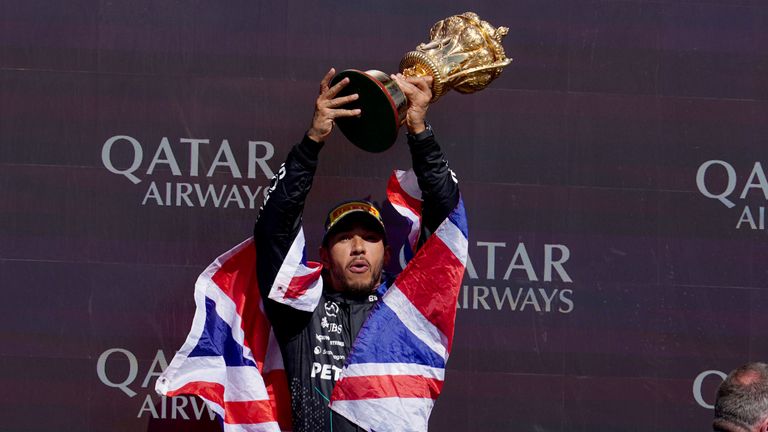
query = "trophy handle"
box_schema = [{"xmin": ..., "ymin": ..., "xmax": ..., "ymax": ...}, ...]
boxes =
[{"xmin": 399, "ymin": 51, "xmax": 445, "ymax": 102}]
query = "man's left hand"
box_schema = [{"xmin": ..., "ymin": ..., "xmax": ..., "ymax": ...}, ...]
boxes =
[{"xmin": 391, "ymin": 74, "xmax": 433, "ymax": 135}]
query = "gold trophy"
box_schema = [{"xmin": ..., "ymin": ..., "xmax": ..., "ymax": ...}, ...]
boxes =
[{"xmin": 331, "ymin": 12, "xmax": 512, "ymax": 152}]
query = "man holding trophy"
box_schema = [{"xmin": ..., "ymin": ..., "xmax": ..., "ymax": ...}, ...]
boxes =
[
  {"xmin": 159, "ymin": 12, "xmax": 509, "ymax": 432},
  {"xmin": 255, "ymin": 13, "xmax": 510, "ymax": 431},
  {"xmin": 253, "ymin": 66, "xmax": 459, "ymax": 430}
]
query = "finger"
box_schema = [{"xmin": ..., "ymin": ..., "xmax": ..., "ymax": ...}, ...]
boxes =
[
  {"xmin": 391, "ymin": 74, "xmax": 419, "ymax": 97},
  {"xmin": 406, "ymin": 75, "xmax": 433, "ymax": 93},
  {"xmin": 325, "ymin": 76, "xmax": 350, "ymax": 99},
  {"xmin": 328, "ymin": 108, "xmax": 362, "ymax": 118},
  {"xmin": 319, "ymin": 67, "xmax": 336, "ymax": 94},
  {"xmin": 326, "ymin": 93, "xmax": 359, "ymax": 108}
]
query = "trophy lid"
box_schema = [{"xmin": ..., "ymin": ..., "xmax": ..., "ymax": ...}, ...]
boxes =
[{"xmin": 330, "ymin": 69, "xmax": 404, "ymax": 153}]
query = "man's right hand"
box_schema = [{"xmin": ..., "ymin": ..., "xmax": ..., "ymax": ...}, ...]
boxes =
[{"xmin": 306, "ymin": 68, "xmax": 361, "ymax": 143}]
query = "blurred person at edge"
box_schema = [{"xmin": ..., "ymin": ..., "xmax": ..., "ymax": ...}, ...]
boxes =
[{"xmin": 714, "ymin": 362, "xmax": 768, "ymax": 432}]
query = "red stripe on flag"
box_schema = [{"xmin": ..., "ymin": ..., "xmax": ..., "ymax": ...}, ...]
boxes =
[
  {"xmin": 167, "ymin": 381, "xmax": 225, "ymax": 406},
  {"xmin": 387, "ymin": 173, "xmax": 422, "ymax": 217},
  {"xmin": 167, "ymin": 381, "xmax": 277, "ymax": 425},
  {"xmin": 283, "ymin": 261, "xmax": 322, "ymax": 299},
  {"xmin": 331, "ymin": 375, "xmax": 443, "ymax": 401},
  {"xmin": 223, "ymin": 399, "xmax": 278, "ymax": 425},
  {"xmin": 211, "ymin": 242, "xmax": 256, "ymax": 309},
  {"xmin": 393, "ymin": 236, "xmax": 463, "ymax": 352},
  {"xmin": 264, "ymin": 369, "xmax": 293, "ymax": 430}
]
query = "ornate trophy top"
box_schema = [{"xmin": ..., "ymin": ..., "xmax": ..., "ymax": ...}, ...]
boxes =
[
  {"xmin": 399, "ymin": 12, "xmax": 512, "ymax": 100},
  {"xmin": 330, "ymin": 12, "xmax": 512, "ymax": 152}
]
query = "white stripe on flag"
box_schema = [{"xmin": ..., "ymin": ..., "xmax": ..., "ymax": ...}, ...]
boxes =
[
  {"xmin": 435, "ymin": 217, "xmax": 468, "ymax": 265},
  {"xmin": 383, "ymin": 285, "xmax": 448, "ymax": 360},
  {"xmin": 391, "ymin": 202, "xmax": 421, "ymax": 251},
  {"xmin": 268, "ymin": 227, "xmax": 323, "ymax": 312},
  {"xmin": 162, "ymin": 356, "xmax": 226, "ymax": 390},
  {"xmin": 224, "ymin": 365, "xmax": 272, "ymax": 402},
  {"xmin": 391, "ymin": 203, "xmax": 420, "ymax": 223},
  {"xmin": 270, "ymin": 227, "xmax": 306, "ymax": 298},
  {"xmin": 276, "ymin": 263, "xmax": 322, "ymax": 311},
  {"xmin": 159, "ymin": 357, "xmax": 271, "ymax": 402},
  {"xmin": 342, "ymin": 362, "xmax": 445, "ymax": 381},
  {"xmin": 395, "ymin": 169, "xmax": 422, "ymax": 200},
  {"xmin": 392, "ymin": 170, "xmax": 423, "ymax": 250},
  {"xmin": 332, "ymin": 397, "xmax": 434, "ymax": 432}
]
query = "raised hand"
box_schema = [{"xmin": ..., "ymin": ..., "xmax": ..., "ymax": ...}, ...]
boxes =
[
  {"xmin": 391, "ymin": 74, "xmax": 433, "ymax": 135},
  {"xmin": 307, "ymin": 68, "xmax": 362, "ymax": 143}
]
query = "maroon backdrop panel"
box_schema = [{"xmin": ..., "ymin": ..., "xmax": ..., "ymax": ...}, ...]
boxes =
[{"xmin": 2, "ymin": 1, "xmax": 767, "ymax": 431}]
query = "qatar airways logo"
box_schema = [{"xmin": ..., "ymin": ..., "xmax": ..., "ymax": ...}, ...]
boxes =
[
  {"xmin": 457, "ymin": 241, "xmax": 574, "ymax": 314},
  {"xmin": 101, "ymin": 135, "xmax": 277, "ymax": 209},
  {"xmin": 692, "ymin": 369, "xmax": 727, "ymax": 409},
  {"xmin": 697, "ymin": 161, "xmax": 768, "ymax": 230},
  {"xmin": 96, "ymin": 348, "xmax": 216, "ymax": 421}
]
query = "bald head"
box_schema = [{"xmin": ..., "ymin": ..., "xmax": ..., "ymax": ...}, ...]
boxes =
[
  {"xmin": 714, "ymin": 363, "xmax": 768, "ymax": 432},
  {"xmin": 735, "ymin": 371, "xmax": 764, "ymax": 387}
]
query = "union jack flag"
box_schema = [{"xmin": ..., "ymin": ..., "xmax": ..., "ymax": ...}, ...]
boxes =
[
  {"xmin": 155, "ymin": 237, "xmax": 293, "ymax": 431},
  {"xmin": 330, "ymin": 171, "xmax": 467, "ymax": 432},
  {"xmin": 156, "ymin": 169, "xmax": 467, "ymax": 432}
]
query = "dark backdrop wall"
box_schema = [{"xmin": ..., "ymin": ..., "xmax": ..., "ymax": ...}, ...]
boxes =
[{"xmin": 2, "ymin": 1, "xmax": 767, "ymax": 431}]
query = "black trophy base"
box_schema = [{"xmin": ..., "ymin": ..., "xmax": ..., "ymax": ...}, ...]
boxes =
[{"xmin": 330, "ymin": 69, "xmax": 407, "ymax": 153}]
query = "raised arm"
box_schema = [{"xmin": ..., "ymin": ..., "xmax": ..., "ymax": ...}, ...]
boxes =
[
  {"xmin": 253, "ymin": 69, "xmax": 360, "ymax": 334},
  {"xmin": 255, "ymin": 68, "xmax": 361, "ymax": 233},
  {"xmin": 391, "ymin": 74, "xmax": 460, "ymax": 240}
]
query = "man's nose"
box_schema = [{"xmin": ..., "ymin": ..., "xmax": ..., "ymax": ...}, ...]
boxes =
[{"xmin": 350, "ymin": 236, "xmax": 365, "ymax": 254}]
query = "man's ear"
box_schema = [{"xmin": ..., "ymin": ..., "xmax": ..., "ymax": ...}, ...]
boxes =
[
  {"xmin": 319, "ymin": 246, "xmax": 330, "ymax": 267},
  {"xmin": 384, "ymin": 245, "xmax": 391, "ymax": 266}
]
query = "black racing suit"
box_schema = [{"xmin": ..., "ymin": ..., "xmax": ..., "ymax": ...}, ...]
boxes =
[{"xmin": 253, "ymin": 130, "xmax": 459, "ymax": 431}]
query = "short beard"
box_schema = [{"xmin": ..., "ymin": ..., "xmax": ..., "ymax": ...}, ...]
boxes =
[{"xmin": 328, "ymin": 261, "xmax": 383, "ymax": 296}]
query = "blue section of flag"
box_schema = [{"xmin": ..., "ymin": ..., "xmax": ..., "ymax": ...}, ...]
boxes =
[
  {"xmin": 188, "ymin": 297, "xmax": 256, "ymax": 368},
  {"xmin": 346, "ymin": 302, "xmax": 446, "ymax": 369},
  {"xmin": 447, "ymin": 198, "xmax": 468, "ymax": 239}
]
